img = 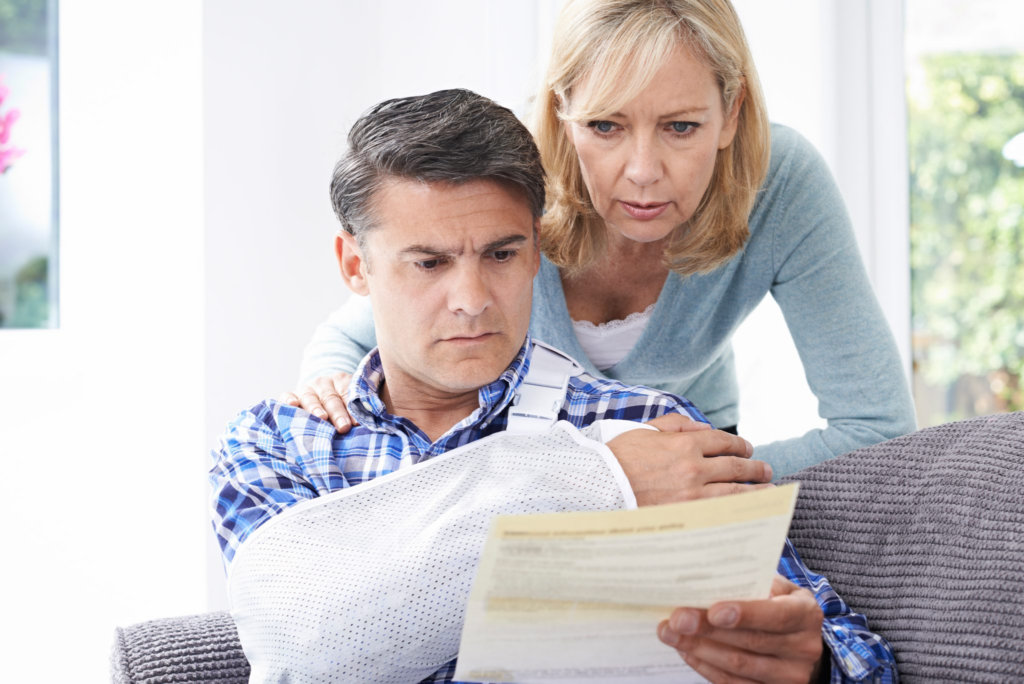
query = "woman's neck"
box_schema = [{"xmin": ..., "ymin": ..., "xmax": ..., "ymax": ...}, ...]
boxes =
[{"xmin": 561, "ymin": 228, "xmax": 670, "ymax": 325}]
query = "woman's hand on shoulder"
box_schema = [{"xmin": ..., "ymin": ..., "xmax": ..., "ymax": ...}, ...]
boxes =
[{"xmin": 279, "ymin": 372, "xmax": 357, "ymax": 433}]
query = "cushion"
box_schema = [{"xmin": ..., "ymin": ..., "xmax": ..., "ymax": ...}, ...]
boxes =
[
  {"xmin": 781, "ymin": 411, "xmax": 1024, "ymax": 683},
  {"xmin": 110, "ymin": 611, "xmax": 249, "ymax": 684}
]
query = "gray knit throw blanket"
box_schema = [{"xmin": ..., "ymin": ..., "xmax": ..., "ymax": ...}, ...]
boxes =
[
  {"xmin": 780, "ymin": 410, "xmax": 1024, "ymax": 683},
  {"xmin": 112, "ymin": 412, "xmax": 1024, "ymax": 683}
]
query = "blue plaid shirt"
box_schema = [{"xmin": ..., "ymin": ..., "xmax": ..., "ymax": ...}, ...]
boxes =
[{"xmin": 210, "ymin": 336, "xmax": 897, "ymax": 684}]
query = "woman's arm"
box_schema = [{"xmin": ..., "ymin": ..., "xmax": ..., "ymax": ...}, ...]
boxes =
[
  {"xmin": 298, "ymin": 295, "xmax": 377, "ymax": 384},
  {"xmin": 758, "ymin": 128, "xmax": 916, "ymax": 475}
]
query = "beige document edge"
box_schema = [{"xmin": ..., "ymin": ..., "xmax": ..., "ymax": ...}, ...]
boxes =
[{"xmin": 455, "ymin": 483, "xmax": 800, "ymax": 684}]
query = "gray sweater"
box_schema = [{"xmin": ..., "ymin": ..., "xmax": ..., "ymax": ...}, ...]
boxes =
[{"xmin": 299, "ymin": 124, "xmax": 916, "ymax": 478}]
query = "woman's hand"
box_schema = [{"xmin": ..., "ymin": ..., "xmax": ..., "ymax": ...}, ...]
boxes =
[
  {"xmin": 606, "ymin": 413, "xmax": 772, "ymax": 505},
  {"xmin": 657, "ymin": 575, "xmax": 827, "ymax": 684},
  {"xmin": 279, "ymin": 372, "xmax": 358, "ymax": 433}
]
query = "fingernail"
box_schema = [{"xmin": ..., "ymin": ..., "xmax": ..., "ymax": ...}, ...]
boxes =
[
  {"xmin": 710, "ymin": 606, "xmax": 738, "ymax": 627},
  {"xmin": 764, "ymin": 463, "xmax": 773, "ymax": 481},
  {"xmin": 313, "ymin": 408, "xmax": 327, "ymax": 418},
  {"xmin": 657, "ymin": 623, "xmax": 674, "ymax": 644},
  {"xmin": 671, "ymin": 610, "xmax": 698, "ymax": 634}
]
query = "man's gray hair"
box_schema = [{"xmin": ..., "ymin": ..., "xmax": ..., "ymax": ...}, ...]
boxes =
[{"xmin": 330, "ymin": 89, "xmax": 546, "ymax": 242}]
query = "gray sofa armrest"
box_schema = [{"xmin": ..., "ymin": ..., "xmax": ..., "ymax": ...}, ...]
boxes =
[
  {"xmin": 781, "ymin": 411, "xmax": 1024, "ymax": 683},
  {"xmin": 111, "ymin": 611, "xmax": 249, "ymax": 684}
]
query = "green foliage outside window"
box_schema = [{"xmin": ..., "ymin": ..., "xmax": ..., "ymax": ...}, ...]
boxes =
[
  {"xmin": 909, "ymin": 54, "xmax": 1024, "ymax": 416},
  {"xmin": 0, "ymin": 0, "xmax": 47, "ymax": 55}
]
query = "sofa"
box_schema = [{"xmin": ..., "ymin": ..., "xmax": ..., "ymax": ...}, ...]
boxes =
[{"xmin": 111, "ymin": 411, "xmax": 1024, "ymax": 684}]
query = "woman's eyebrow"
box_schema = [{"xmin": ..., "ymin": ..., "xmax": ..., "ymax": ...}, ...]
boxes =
[
  {"xmin": 660, "ymin": 107, "xmax": 710, "ymax": 118},
  {"xmin": 605, "ymin": 107, "xmax": 710, "ymax": 118}
]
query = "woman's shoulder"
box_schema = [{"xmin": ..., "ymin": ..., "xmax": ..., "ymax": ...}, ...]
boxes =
[
  {"xmin": 751, "ymin": 124, "xmax": 839, "ymax": 221},
  {"xmin": 766, "ymin": 123, "xmax": 829, "ymax": 182}
]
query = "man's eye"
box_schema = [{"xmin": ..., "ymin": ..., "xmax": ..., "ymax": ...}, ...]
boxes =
[
  {"xmin": 588, "ymin": 120, "xmax": 617, "ymax": 134},
  {"xmin": 416, "ymin": 259, "xmax": 442, "ymax": 270},
  {"xmin": 492, "ymin": 250, "xmax": 516, "ymax": 262}
]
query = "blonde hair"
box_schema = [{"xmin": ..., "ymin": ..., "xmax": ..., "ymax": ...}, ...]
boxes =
[{"xmin": 532, "ymin": 0, "xmax": 771, "ymax": 277}]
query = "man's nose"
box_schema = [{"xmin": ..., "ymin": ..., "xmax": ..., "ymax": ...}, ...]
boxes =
[
  {"xmin": 623, "ymin": 135, "xmax": 664, "ymax": 187},
  {"xmin": 447, "ymin": 263, "xmax": 493, "ymax": 317}
]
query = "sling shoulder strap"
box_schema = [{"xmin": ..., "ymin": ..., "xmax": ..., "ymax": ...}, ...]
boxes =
[{"xmin": 505, "ymin": 341, "xmax": 584, "ymax": 434}]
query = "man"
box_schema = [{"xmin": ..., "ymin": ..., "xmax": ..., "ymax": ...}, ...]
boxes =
[{"xmin": 210, "ymin": 89, "xmax": 896, "ymax": 684}]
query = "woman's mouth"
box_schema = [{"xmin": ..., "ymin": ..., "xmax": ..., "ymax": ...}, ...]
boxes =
[{"xmin": 619, "ymin": 201, "xmax": 669, "ymax": 220}]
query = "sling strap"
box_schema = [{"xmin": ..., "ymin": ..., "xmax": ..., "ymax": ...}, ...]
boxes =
[{"xmin": 505, "ymin": 341, "xmax": 584, "ymax": 434}]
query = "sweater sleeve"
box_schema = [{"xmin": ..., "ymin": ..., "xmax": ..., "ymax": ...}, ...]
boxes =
[
  {"xmin": 298, "ymin": 294, "xmax": 378, "ymax": 384},
  {"xmin": 757, "ymin": 129, "xmax": 916, "ymax": 475}
]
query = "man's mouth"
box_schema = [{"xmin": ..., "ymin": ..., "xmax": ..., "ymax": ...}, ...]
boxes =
[
  {"xmin": 619, "ymin": 200, "xmax": 670, "ymax": 220},
  {"xmin": 440, "ymin": 332, "xmax": 499, "ymax": 344}
]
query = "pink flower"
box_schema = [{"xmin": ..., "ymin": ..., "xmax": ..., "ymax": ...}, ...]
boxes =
[
  {"xmin": 0, "ymin": 74, "xmax": 26, "ymax": 174},
  {"xmin": 0, "ymin": 108, "xmax": 20, "ymax": 145},
  {"xmin": 0, "ymin": 146, "xmax": 25, "ymax": 174}
]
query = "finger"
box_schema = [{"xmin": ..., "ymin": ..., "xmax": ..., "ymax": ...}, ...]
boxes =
[
  {"xmin": 702, "ymin": 456, "xmax": 773, "ymax": 484},
  {"xmin": 708, "ymin": 589, "xmax": 823, "ymax": 635},
  {"xmin": 687, "ymin": 430, "xmax": 754, "ymax": 458},
  {"xmin": 645, "ymin": 413, "xmax": 713, "ymax": 433},
  {"xmin": 330, "ymin": 374, "xmax": 358, "ymax": 431},
  {"xmin": 666, "ymin": 616, "xmax": 814, "ymax": 657},
  {"xmin": 682, "ymin": 655, "xmax": 760, "ymax": 684},
  {"xmin": 701, "ymin": 482, "xmax": 775, "ymax": 498},
  {"xmin": 278, "ymin": 392, "xmax": 301, "ymax": 407},
  {"xmin": 675, "ymin": 636, "xmax": 797, "ymax": 684},
  {"xmin": 298, "ymin": 387, "xmax": 329, "ymax": 421}
]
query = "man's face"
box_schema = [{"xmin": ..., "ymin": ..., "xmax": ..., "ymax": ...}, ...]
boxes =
[{"xmin": 340, "ymin": 178, "xmax": 540, "ymax": 398}]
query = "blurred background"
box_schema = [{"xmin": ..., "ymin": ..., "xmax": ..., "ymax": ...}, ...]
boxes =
[{"xmin": 0, "ymin": 0, "xmax": 1022, "ymax": 680}]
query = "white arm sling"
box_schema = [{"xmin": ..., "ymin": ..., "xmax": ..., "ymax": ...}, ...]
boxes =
[{"xmin": 228, "ymin": 343, "xmax": 648, "ymax": 684}]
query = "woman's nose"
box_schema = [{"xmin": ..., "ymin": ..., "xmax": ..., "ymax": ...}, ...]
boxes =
[{"xmin": 623, "ymin": 137, "xmax": 664, "ymax": 187}]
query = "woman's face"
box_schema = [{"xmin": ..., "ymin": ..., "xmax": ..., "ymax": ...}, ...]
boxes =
[{"xmin": 564, "ymin": 43, "xmax": 742, "ymax": 246}]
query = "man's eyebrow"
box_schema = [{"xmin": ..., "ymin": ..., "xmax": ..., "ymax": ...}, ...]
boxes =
[
  {"xmin": 399, "ymin": 245, "xmax": 458, "ymax": 258},
  {"xmin": 481, "ymin": 234, "xmax": 528, "ymax": 253},
  {"xmin": 399, "ymin": 234, "xmax": 528, "ymax": 258}
]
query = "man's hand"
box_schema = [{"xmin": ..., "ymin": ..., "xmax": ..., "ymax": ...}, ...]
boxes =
[
  {"xmin": 606, "ymin": 413, "xmax": 772, "ymax": 505},
  {"xmin": 279, "ymin": 372, "xmax": 358, "ymax": 433},
  {"xmin": 657, "ymin": 575, "xmax": 827, "ymax": 684}
]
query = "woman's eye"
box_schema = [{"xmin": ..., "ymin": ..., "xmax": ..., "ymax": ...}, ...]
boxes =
[
  {"xmin": 588, "ymin": 120, "xmax": 617, "ymax": 134},
  {"xmin": 669, "ymin": 122, "xmax": 698, "ymax": 135}
]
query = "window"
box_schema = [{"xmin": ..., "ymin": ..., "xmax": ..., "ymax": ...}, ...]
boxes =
[
  {"xmin": 907, "ymin": 0, "xmax": 1024, "ymax": 426},
  {"xmin": 0, "ymin": 0, "xmax": 58, "ymax": 328}
]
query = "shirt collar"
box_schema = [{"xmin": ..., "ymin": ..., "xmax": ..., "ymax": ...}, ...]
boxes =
[{"xmin": 347, "ymin": 334, "xmax": 534, "ymax": 433}]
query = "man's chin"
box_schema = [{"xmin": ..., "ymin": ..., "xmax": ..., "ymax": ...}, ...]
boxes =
[{"xmin": 433, "ymin": 360, "xmax": 511, "ymax": 394}]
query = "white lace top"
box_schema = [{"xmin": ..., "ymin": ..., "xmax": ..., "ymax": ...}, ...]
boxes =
[{"xmin": 571, "ymin": 304, "xmax": 655, "ymax": 371}]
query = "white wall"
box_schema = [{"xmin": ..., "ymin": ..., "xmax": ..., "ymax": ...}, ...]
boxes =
[{"xmin": 0, "ymin": 1, "xmax": 205, "ymax": 681}]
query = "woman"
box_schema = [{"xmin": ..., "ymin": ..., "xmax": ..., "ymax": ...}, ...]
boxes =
[{"xmin": 287, "ymin": 0, "xmax": 915, "ymax": 478}]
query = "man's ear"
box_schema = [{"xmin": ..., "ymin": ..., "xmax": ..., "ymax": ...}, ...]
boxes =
[{"xmin": 335, "ymin": 230, "xmax": 370, "ymax": 296}]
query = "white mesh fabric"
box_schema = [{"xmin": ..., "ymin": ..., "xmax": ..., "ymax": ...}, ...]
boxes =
[{"xmin": 227, "ymin": 421, "xmax": 635, "ymax": 684}]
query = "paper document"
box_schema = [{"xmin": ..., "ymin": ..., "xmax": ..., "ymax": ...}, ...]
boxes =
[{"xmin": 454, "ymin": 484, "xmax": 799, "ymax": 684}]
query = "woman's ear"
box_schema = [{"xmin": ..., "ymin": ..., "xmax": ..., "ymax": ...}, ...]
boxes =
[
  {"xmin": 718, "ymin": 81, "xmax": 746, "ymax": 150},
  {"xmin": 335, "ymin": 230, "xmax": 370, "ymax": 296}
]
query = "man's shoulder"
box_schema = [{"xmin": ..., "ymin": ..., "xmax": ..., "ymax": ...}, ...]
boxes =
[{"xmin": 561, "ymin": 372, "xmax": 710, "ymax": 427}]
